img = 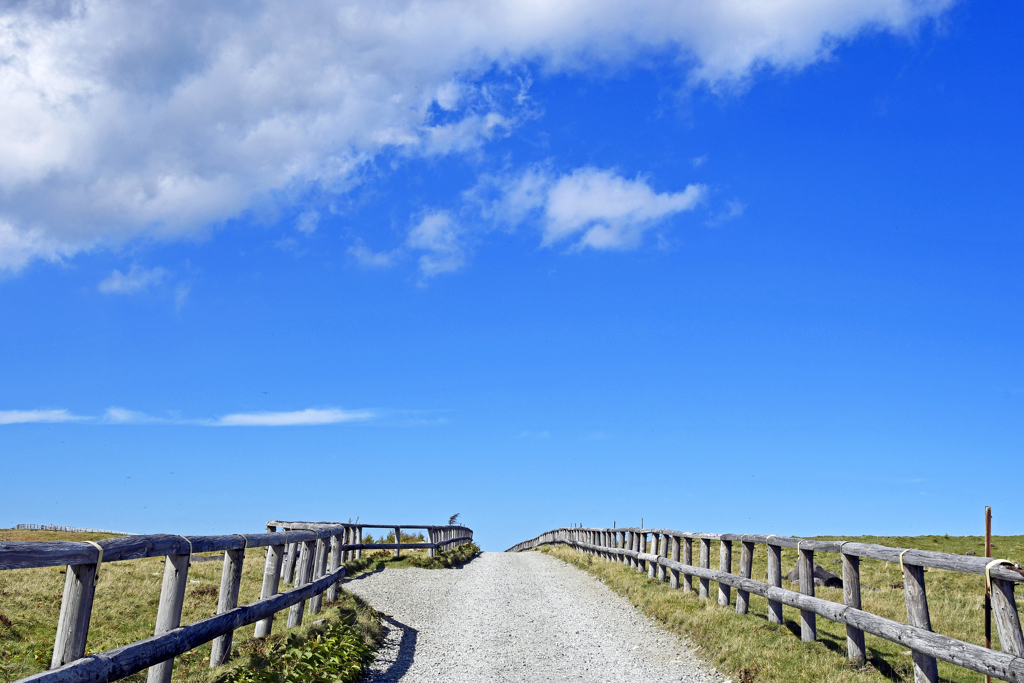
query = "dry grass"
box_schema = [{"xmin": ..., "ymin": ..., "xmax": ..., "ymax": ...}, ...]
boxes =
[{"xmin": 540, "ymin": 534, "xmax": 1024, "ymax": 683}]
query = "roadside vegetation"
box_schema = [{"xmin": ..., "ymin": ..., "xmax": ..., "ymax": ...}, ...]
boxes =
[
  {"xmin": 541, "ymin": 534, "xmax": 1024, "ymax": 683},
  {"xmin": 0, "ymin": 529, "xmax": 478, "ymax": 683}
]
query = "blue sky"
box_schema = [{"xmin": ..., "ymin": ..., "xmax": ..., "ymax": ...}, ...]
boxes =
[{"xmin": 1, "ymin": 0, "xmax": 1021, "ymax": 551}]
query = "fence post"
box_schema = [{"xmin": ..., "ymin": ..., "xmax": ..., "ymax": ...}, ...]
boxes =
[
  {"xmin": 736, "ymin": 541, "xmax": 753, "ymax": 614},
  {"xmin": 670, "ymin": 536, "xmax": 681, "ymax": 589},
  {"xmin": 767, "ymin": 541, "xmax": 783, "ymax": 624},
  {"xmin": 210, "ymin": 547, "xmax": 245, "ymax": 667},
  {"xmin": 842, "ymin": 551, "xmax": 866, "ymax": 665},
  {"xmin": 356, "ymin": 526, "xmax": 363, "ymax": 559},
  {"xmin": 51, "ymin": 557, "xmax": 99, "ymax": 668},
  {"xmin": 394, "ymin": 527, "xmax": 401, "ymax": 559},
  {"xmin": 325, "ymin": 534, "xmax": 342, "ymax": 603},
  {"xmin": 640, "ymin": 532, "xmax": 650, "ymax": 574},
  {"xmin": 683, "ymin": 537, "xmax": 693, "ymax": 593},
  {"xmin": 902, "ymin": 562, "xmax": 938, "ymax": 682},
  {"xmin": 287, "ymin": 540, "xmax": 315, "ymax": 628},
  {"xmin": 428, "ymin": 528, "xmax": 436, "ymax": 558},
  {"xmin": 719, "ymin": 539, "xmax": 733, "ymax": 607},
  {"xmin": 309, "ymin": 538, "xmax": 330, "ymax": 615},
  {"xmin": 657, "ymin": 533, "xmax": 667, "ymax": 581},
  {"xmin": 699, "ymin": 539, "xmax": 711, "ymax": 600},
  {"xmin": 146, "ymin": 553, "xmax": 190, "ymax": 683},
  {"xmin": 991, "ymin": 578, "xmax": 1024, "ymax": 657},
  {"xmin": 798, "ymin": 545, "xmax": 816, "ymax": 642},
  {"xmin": 648, "ymin": 533, "xmax": 657, "ymax": 579},
  {"xmin": 282, "ymin": 539, "xmax": 298, "ymax": 584},
  {"xmin": 627, "ymin": 531, "xmax": 636, "ymax": 568},
  {"xmin": 254, "ymin": 543, "xmax": 285, "ymax": 638}
]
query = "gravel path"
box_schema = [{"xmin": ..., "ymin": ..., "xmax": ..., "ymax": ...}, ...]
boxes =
[{"xmin": 343, "ymin": 551, "xmax": 726, "ymax": 683}]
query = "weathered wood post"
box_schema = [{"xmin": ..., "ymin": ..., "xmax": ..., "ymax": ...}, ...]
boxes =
[
  {"xmin": 767, "ymin": 540, "xmax": 783, "ymax": 624},
  {"xmin": 699, "ymin": 539, "xmax": 711, "ymax": 600},
  {"xmin": 842, "ymin": 550, "xmax": 866, "ymax": 665},
  {"xmin": 308, "ymin": 538, "xmax": 330, "ymax": 615},
  {"xmin": 356, "ymin": 526, "xmax": 363, "ymax": 559},
  {"xmin": 736, "ymin": 541, "xmax": 754, "ymax": 614},
  {"xmin": 719, "ymin": 539, "xmax": 733, "ymax": 607},
  {"xmin": 657, "ymin": 533, "xmax": 668, "ymax": 581},
  {"xmin": 670, "ymin": 535, "xmax": 681, "ymax": 589},
  {"xmin": 147, "ymin": 553, "xmax": 190, "ymax": 683},
  {"xmin": 640, "ymin": 532, "xmax": 650, "ymax": 574},
  {"xmin": 51, "ymin": 549, "xmax": 101, "ymax": 668},
  {"xmin": 287, "ymin": 540, "xmax": 315, "ymax": 628},
  {"xmin": 282, "ymin": 540, "xmax": 298, "ymax": 584},
  {"xmin": 428, "ymin": 528, "xmax": 437, "ymax": 558},
  {"xmin": 990, "ymin": 578, "xmax": 1024, "ymax": 657},
  {"xmin": 209, "ymin": 545, "xmax": 246, "ymax": 667},
  {"xmin": 254, "ymin": 543, "xmax": 285, "ymax": 638},
  {"xmin": 682, "ymin": 537, "xmax": 693, "ymax": 593},
  {"xmin": 627, "ymin": 531, "xmax": 636, "ymax": 568},
  {"xmin": 648, "ymin": 533, "xmax": 658, "ymax": 578},
  {"xmin": 325, "ymin": 534, "xmax": 342, "ymax": 603},
  {"xmin": 902, "ymin": 560, "xmax": 938, "ymax": 683},
  {"xmin": 394, "ymin": 527, "xmax": 401, "ymax": 559},
  {"xmin": 798, "ymin": 544, "xmax": 816, "ymax": 642}
]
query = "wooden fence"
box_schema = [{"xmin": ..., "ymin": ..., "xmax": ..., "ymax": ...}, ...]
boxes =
[
  {"xmin": 1, "ymin": 519, "xmax": 473, "ymax": 683},
  {"xmin": 508, "ymin": 527, "xmax": 1024, "ymax": 683}
]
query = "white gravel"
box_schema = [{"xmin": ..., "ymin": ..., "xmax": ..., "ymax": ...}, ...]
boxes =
[{"xmin": 342, "ymin": 551, "xmax": 727, "ymax": 683}]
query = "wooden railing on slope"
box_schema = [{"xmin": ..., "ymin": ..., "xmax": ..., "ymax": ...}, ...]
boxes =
[
  {"xmin": 508, "ymin": 527, "xmax": 1024, "ymax": 683},
  {"xmin": 1, "ymin": 519, "xmax": 473, "ymax": 683}
]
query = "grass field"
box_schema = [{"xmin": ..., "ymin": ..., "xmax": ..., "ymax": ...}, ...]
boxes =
[
  {"xmin": 540, "ymin": 534, "xmax": 1024, "ymax": 683},
  {"xmin": 0, "ymin": 529, "xmax": 478, "ymax": 683}
]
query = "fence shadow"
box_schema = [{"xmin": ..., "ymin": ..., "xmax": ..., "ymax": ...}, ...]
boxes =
[{"xmin": 367, "ymin": 616, "xmax": 418, "ymax": 682}]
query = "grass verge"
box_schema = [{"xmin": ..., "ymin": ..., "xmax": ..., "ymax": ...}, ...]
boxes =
[{"xmin": 540, "ymin": 534, "xmax": 1024, "ymax": 683}]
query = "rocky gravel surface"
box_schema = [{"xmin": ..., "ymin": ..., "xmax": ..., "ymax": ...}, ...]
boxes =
[{"xmin": 342, "ymin": 551, "xmax": 727, "ymax": 683}]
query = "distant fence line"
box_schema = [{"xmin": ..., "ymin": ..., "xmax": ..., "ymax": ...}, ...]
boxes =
[
  {"xmin": 15, "ymin": 524, "xmax": 136, "ymax": 536},
  {"xmin": 1, "ymin": 519, "xmax": 473, "ymax": 683},
  {"xmin": 508, "ymin": 526, "xmax": 1024, "ymax": 683}
]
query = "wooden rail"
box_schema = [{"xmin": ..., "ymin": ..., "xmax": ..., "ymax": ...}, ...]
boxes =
[
  {"xmin": 508, "ymin": 527, "xmax": 1024, "ymax": 683},
  {"xmin": 2, "ymin": 519, "xmax": 473, "ymax": 683}
]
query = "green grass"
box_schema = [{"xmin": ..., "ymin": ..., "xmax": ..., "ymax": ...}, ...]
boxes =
[
  {"xmin": 0, "ymin": 527, "xmax": 476, "ymax": 683},
  {"xmin": 540, "ymin": 534, "xmax": 1024, "ymax": 683}
]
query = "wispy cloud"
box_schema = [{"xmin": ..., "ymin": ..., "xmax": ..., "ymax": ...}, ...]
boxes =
[
  {"xmin": 102, "ymin": 407, "xmax": 165, "ymax": 424},
  {"xmin": 212, "ymin": 408, "xmax": 375, "ymax": 426},
  {"xmin": 706, "ymin": 199, "xmax": 745, "ymax": 227},
  {"xmin": 2, "ymin": 406, "xmax": 375, "ymax": 426},
  {"xmin": 348, "ymin": 243, "xmax": 399, "ymax": 268},
  {"xmin": 478, "ymin": 166, "xmax": 706, "ymax": 251},
  {"xmin": 406, "ymin": 211, "xmax": 466, "ymax": 278},
  {"xmin": 98, "ymin": 265, "xmax": 167, "ymax": 294},
  {"xmin": 0, "ymin": 409, "xmax": 89, "ymax": 424}
]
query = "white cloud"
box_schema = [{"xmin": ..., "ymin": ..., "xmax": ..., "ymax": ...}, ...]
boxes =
[
  {"xmin": 295, "ymin": 210, "xmax": 319, "ymax": 235},
  {"xmin": 0, "ymin": 409, "xmax": 89, "ymax": 424},
  {"xmin": 691, "ymin": 154, "xmax": 708, "ymax": 168},
  {"xmin": 478, "ymin": 166, "xmax": 705, "ymax": 250},
  {"xmin": 348, "ymin": 242, "xmax": 399, "ymax": 268},
  {"xmin": 98, "ymin": 265, "xmax": 167, "ymax": 294},
  {"xmin": 707, "ymin": 199, "xmax": 746, "ymax": 226},
  {"xmin": 544, "ymin": 168, "xmax": 705, "ymax": 249},
  {"xmin": 406, "ymin": 212, "xmax": 465, "ymax": 277},
  {"xmin": 102, "ymin": 407, "xmax": 162, "ymax": 424},
  {"xmin": 0, "ymin": 0, "xmax": 952, "ymax": 271},
  {"xmin": 214, "ymin": 408, "xmax": 375, "ymax": 426}
]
